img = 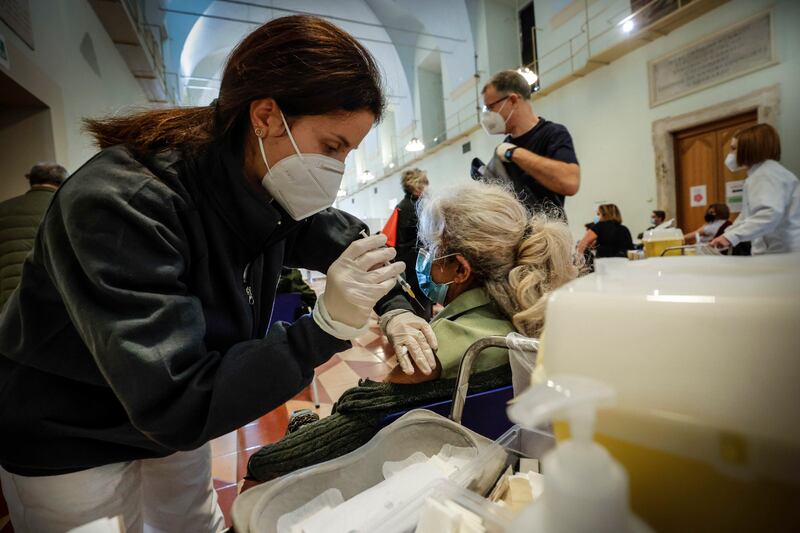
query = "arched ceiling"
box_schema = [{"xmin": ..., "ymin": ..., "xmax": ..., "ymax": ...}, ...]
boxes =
[{"xmin": 160, "ymin": 0, "xmax": 477, "ymax": 132}]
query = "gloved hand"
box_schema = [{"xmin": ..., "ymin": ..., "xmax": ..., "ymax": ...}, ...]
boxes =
[
  {"xmin": 496, "ymin": 142, "xmax": 517, "ymax": 162},
  {"xmin": 313, "ymin": 234, "xmax": 405, "ymax": 340},
  {"xmin": 381, "ymin": 310, "xmax": 438, "ymax": 375},
  {"xmin": 710, "ymin": 235, "xmax": 732, "ymax": 250}
]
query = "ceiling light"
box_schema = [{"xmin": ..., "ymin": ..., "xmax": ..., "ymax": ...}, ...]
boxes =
[
  {"xmin": 405, "ymin": 138, "xmax": 425, "ymax": 152},
  {"xmin": 621, "ymin": 18, "xmax": 635, "ymax": 33},
  {"xmin": 360, "ymin": 170, "xmax": 374, "ymax": 183},
  {"xmin": 388, "ymin": 162, "xmax": 396, "ymax": 169},
  {"xmin": 516, "ymin": 67, "xmax": 538, "ymax": 85}
]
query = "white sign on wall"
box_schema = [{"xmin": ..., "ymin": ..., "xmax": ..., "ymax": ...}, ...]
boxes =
[
  {"xmin": 648, "ymin": 11, "xmax": 775, "ymax": 107},
  {"xmin": 726, "ymin": 180, "xmax": 745, "ymax": 213},
  {"xmin": 690, "ymin": 185, "xmax": 707, "ymax": 207}
]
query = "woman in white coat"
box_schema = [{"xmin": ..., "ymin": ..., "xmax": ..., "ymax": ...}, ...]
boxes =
[{"xmin": 711, "ymin": 124, "xmax": 800, "ymax": 254}]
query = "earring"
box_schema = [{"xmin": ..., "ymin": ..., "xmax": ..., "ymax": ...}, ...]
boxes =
[{"xmin": 254, "ymin": 127, "xmax": 264, "ymax": 137}]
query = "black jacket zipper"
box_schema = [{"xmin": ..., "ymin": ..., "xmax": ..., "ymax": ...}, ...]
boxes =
[{"xmin": 243, "ymin": 262, "xmax": 256, "ymax": 337}]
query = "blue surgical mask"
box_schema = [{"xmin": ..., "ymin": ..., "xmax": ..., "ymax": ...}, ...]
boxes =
[
  {"xmin": 593, "ymin": 215, "xmax": 600, "ymax": 224},
  {"xmin": 415, "ymin": 250, "xmax": 457, "ymax": 305}
]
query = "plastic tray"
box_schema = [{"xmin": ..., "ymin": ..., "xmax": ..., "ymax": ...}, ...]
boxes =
[{"xmin": 232, "ymin": 409, "xmax": 507, "ymax": 533}]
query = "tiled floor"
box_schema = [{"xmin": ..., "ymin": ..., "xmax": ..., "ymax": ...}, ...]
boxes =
[{"xmin": 209, "ymin": 318, "xmax": 396, "ymax": 528}]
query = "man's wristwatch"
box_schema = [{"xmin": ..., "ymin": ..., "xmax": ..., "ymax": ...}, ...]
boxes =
[{"xmin": 504, "ymin": 146, "xmax": 518, "ymax": 161}]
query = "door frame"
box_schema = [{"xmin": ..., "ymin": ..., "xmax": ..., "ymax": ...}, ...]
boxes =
[{"xmin": 651, "ymin": 84, "xmax": 779, "ymax": 221}]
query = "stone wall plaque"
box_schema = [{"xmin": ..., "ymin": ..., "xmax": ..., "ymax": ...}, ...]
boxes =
[{"xmin": 649, "ymin": 11, "xmax": 775, "ymax": 107}]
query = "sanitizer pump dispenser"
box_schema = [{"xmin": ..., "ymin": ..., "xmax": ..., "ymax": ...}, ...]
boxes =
[{"xmin": 507, "ymin": 375, "xmax": 652, "ymax": 533}]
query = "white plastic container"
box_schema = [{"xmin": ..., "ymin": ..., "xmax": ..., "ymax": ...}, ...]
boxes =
[{"xmin": 539, "ymin": 253, "xmax": 800, "ymax": 531}]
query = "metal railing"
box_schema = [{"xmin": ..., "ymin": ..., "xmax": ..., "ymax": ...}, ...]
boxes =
[
  {"xmin": 535, "ymin": 0, "xmax": 689, "ymax": 88},
  {"xmin": 121, "ymin": 0, "xmax": 176, "ymax": 104}
]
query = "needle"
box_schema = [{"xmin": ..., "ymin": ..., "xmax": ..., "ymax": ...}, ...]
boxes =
[{"xmin": 359, "ymin": 230, "xmax": 426, "ymax": 312}]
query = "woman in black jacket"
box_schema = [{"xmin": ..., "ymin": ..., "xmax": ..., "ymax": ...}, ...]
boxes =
[
  {"xmin": 393, "ymin": 168, "xmax": 433, "ymax": 320},
  {"xmin": 577, "ymin": 203, "xmax": 634, "ymax": 258},
  {"xmin": 0, "ymin": 16, "xmax": 437, "ymax": 532}
]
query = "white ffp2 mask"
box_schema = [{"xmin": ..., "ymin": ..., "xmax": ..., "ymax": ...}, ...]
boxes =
[
  {"xmin": 258, "ymin": 111, "xmax": 345, "ymax": 220},
  {"xmin": 724, "ymin": 152, "xmax": 743, "ymax": 172},
  {"xmin": 480, "ymin": 99, "xmax": 514, "ymax": 135}
]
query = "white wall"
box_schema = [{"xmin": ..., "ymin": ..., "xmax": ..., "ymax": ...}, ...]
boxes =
[
  {"xmin": 340, "ymin": 0, "xmax": 800, "ymax": 242},
  {"xmin": 0, "ymin": 0, "xmax": 149, "ymax": 186}
]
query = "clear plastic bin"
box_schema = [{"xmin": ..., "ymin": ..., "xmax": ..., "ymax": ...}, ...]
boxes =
[{"xmin": 495, "ymin": 424, "xmax": 555, "ymax": 473}]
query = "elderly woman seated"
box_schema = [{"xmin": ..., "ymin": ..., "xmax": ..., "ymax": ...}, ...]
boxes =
[{"xmin": 246, "ymin": 182, "xmax": 578, "ymax": 481}]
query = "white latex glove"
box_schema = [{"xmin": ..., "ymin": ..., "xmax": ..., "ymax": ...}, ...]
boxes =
[
  {"xmin": 495, "ymin": 142, "xmax": 517, "ymax": 162},
  {"xmin": 313, "ymin": 234, "xmax": 405, "ymax": 340},
  {"xmin": 381, "ymin": 310, "xmax": 439, "ymax": 375}
]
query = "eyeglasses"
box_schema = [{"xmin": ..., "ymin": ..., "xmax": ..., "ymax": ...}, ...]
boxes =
[
  {"xmin": 482, "ymin": 95, "xmax": 510, "ymax": 113},
  {"xmin": 417, "ymin": 248, "xmax": 459, "ymax": 269}
]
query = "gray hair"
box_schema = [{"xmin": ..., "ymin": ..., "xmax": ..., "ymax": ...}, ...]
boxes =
[
  {"xmin": 482, "ymin": 70, "xmax": 531, "ymax": 100},
  {"xmin": 417, "ymin": 182, "xmax": 579, "ymax": 337},
  {"xmin": 26, "ymin": 162, "xmax": 67, "ymax": 186}
]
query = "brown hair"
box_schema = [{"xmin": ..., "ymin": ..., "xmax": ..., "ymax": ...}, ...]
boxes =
[
  {"xmin": 708, "ymin": 203, "xmax": 730, "ymax": 221},
  {"xmin": 401, "ymin": 168, "xmax": 429, "ymax": 195},
  {"xmin": 84, "ymin": 15, "xmax": 385, "ymax": 154},
  {"xmin": 598, "ymin": 203, "xmax": 622, "ymax": 223},
  {"xmin": 26, "ymin": 162, "xmax": 67, "ymax": 186},
  {"xmin": 735, "ymin": 123, "xmax": 781, "ymax": 167}
]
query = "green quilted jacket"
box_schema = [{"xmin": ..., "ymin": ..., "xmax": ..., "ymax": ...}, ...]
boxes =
[{"xmin": 0, "ymin": 187, "xmax": 55, "ymax": 309}]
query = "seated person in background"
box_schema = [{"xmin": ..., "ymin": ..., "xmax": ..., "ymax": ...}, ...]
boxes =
[
  {"xmin": 246, "ymin": 182, "xmax": 580, "ymax": 481},
  {"xmin": 276, "ymin": 267, "xmax": 317, "ymax": 319},
  {"xmin": 577, "ymin": 203, "xmax": 634, "ymax": 258},
  {"xmin": 684, "ymin": 204, "xmax": 732, "ymax": 245},
  {"xmin": 637, "ymin": 209, "xmax": 666, "ymax": 240},
  {"xmin": 384, "ymin": 181, "xmax": 580, "ymax": 384}
]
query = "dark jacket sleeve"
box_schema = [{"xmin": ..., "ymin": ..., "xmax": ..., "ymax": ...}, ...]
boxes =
[
  {"xmin": 283, "ymin": 207, "xmax": 413, "ymax": 315},
  {"xmin": 40, "ymin": 179, "xmax": 349, "ymax": 451}
]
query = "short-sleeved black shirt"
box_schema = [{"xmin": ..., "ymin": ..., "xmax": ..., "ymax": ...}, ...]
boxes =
[
  {"xmin": 503, "ymin": 118, "xmax": 578, "ymax": 215},
  {"xmin": 591, "ymin": 220, "xmax": 634, "ymax": 258}
]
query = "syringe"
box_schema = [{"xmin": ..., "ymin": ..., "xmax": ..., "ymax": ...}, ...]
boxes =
[{"xmin": 359, "ymin": 230, "xmax": 426, "ymax": 312}]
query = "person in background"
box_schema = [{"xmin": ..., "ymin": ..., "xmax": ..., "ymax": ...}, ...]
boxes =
[
  {"xmin": 0, "ymin": 162, "xmax": 67, "ymax": 309},
  {"xmin": 577, "ymin": 203, "xmax": 634, "ymax": 258},
  {"xmin": 684, "ymin": 203, "xmax": 731, "ymax": 245},
  {"xmin": 711, "ymin": 124, "xmax": 800, "ymax": 254},
  {"xmin": 394, "ymin": 168, "xmax": 432, "ymax": 320},
  {"xmin": 479, "ymin": 70, "xmax": 580, "ymax": 218},
  {"xmin": 637, "ymin": 209, "xmax": 666, "ymax": 240}
]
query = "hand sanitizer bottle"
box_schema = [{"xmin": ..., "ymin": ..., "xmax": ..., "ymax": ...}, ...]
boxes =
[{"xmin": 506, "ymin": 375, "xmax": 653, "ymax": 533}]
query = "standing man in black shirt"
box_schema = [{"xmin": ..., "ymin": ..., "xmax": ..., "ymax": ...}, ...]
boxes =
[{"xmin": 479, "ymin": 70, "xmax": 580, "ymax": 217}]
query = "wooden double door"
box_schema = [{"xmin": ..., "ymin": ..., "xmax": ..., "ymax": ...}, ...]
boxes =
[{"xmin": 673, "ymin": 111, "xmax": 757, "ymax": 233}]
